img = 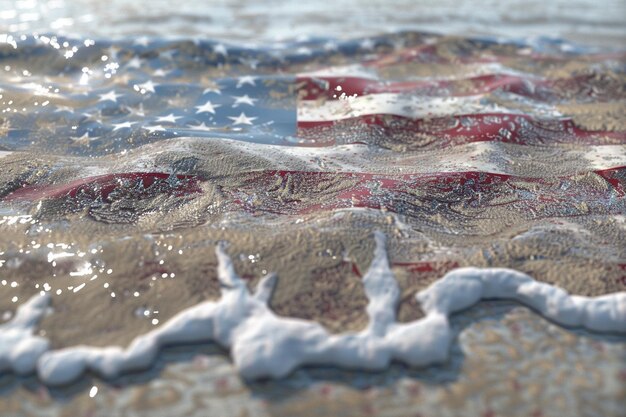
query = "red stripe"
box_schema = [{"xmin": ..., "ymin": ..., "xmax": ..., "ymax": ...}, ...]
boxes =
[
  {"xmin": 228, "ymin": 167, "xmax": 625, "ymax": 216},
  {"xmin": 297, "ymin": 113, "xmax": 626, "ymax": 147},
  {"xmin": 4, "ymin": 168, "xmax": 623, "ymax": 220},
  {"xmin": 3, "ymin": 172, "xmax": 203, "ymax": 202},
  {"xmin": 595, "ymin": 167, "xmax": 626, "ymax": 196}
]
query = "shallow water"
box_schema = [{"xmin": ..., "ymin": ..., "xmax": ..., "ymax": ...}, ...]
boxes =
[{"xmin": 1, "ymin": 0, "xmax": 625, "ymax": 45}]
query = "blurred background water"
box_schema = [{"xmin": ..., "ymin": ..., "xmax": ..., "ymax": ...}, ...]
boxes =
[{"xmin": 1, "ymin": 0, "xmax": 625, "ymax": 46}]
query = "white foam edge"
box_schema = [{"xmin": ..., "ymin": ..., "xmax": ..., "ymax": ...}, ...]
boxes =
[
  {"xmin": 0, "ymin": 293, "xmax": 50, "ymax": 375},
  {"xmin": 2, "ymin": 232, "xmax": 624, "ymax": 385}
]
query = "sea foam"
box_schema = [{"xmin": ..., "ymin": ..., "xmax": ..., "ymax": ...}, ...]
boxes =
[
  {"xmin": 1, "ymin": 232, "xmax": 624, "ymax": 385},
  {"xmin": 0, "ymin": 292, "xmax": 50, "ymax": 375}
]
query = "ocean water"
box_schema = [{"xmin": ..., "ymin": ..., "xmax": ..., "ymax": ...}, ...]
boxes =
[
  {"xmin": 1, "ymin": 0, "xmax": 625, "ymax": 45},
  {"xmin": 0, "ymin": 1, "xmax": 625, "ymax": 416}
]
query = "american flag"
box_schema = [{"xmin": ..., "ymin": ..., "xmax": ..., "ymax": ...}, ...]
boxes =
[
  {"xmin": 1, "ymin": 33, "xmax": 624, "ymax": 151},
  {"xmin": 0, "ymin": 32, "xmax": 623, "ymax": 291},
  {"xmin": 1, "ymin": 32, "xmax": 624, "ymax": 221}
]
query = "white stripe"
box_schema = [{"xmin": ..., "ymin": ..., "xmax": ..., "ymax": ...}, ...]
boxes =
[
  {"xmin": 272, "ymin": 141, "xmax": 503, "ymax": 174},
  {"xmin": 297, "ymin": 92, "xmax": 562, "ymax": 122},
  {"xmin": 584, "ymin": 145, "xmax": 626, "ymax": 170},
  {"xmin": 300, "ymin": 62, "xmax": 543, "ymax": 82},
  {"xmin": 299, "ymin": 64, "xmax": 379, "ymax": 80},
  {"xmin": 0, "ymin": 151, "xmax": 13, "ymax": 159}
]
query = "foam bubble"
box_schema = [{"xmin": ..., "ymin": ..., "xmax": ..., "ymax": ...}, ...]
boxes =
[{"xmin": 0, "ymin": 293, "xmax": 50, "ymax": 375}]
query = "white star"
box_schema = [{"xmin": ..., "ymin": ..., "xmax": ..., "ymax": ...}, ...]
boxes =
[
  {"xmin": 112, "ymin": 121, "xmax": 136, "ymax": 131},
  {"xmin": 296, "ymin": 47, "xmax": 312, "ymax": 56},
  {"xmin": 187, "ymin": 122, "xmax": 214, "ymax": 131},
  {"xmin": 134, "ymin": 36, "xmax": 150, "ymax": 47},
  {"xmin": 213, "ymin": 43, "xmax": 228, "ymax": 56},
  {"xmin": 195, "ymin": 100, "xmax": 221, "ymax": 114},
  {"xmin": 81, "ymin": 112, "xmax": 102, "ymax": 124},
  {"xmin": 268, "ymin": 49, "xmax": 287, "ymax": 63},
  {"xmin": 228, "ymin": 112, "xmax": 257, "ymax": 126},
  {"xmin": 126, "ymin": 56, "xmax": 144, "ymax": 69},
  {"xmin": 360, "ymin": 38, "xmax": 375, "ymax": 50},
  {"xmin": 156, "ymin": 113, "xmax": 182, "ymax": 124},
  {"xmin": 236, "ymin": 76, "xmax": 256, "ymax": 88},
  {"xmin": 153, "ymin": 68, "xmax": 171, "ymax": 77},
  {"xmin": 79, "ymin": 70, "xmax": 90, "ymax": 85},
  {"xmin": 323, "ymin": 41, "xmax": 338, "ymax": 51},
  {"xmin": 123, "ymin": 103, "xmax": 145, "ymax": 117},
  {"xmin": 98, "ymin": 90, "xmax": 122, "ymax": 103},
  {"xmin": 232, "ymin": 94, "xmax": 257, "ymax": 107},
  {"xmin": 143, "ymin": 125, "xmax": 166, "ymax": 133},
  {"xmin": 135, "ymin": 80, "xmax": 157, "ymax": 94}
]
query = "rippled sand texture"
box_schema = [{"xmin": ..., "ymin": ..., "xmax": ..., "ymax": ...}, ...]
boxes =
[
  {"xmin": 1, "ymin": 303, "xmax": 625, "ymax": 417},
  {"xmin": 0, "ymin": 0, "xmax": 625, "ymax": 415}
]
